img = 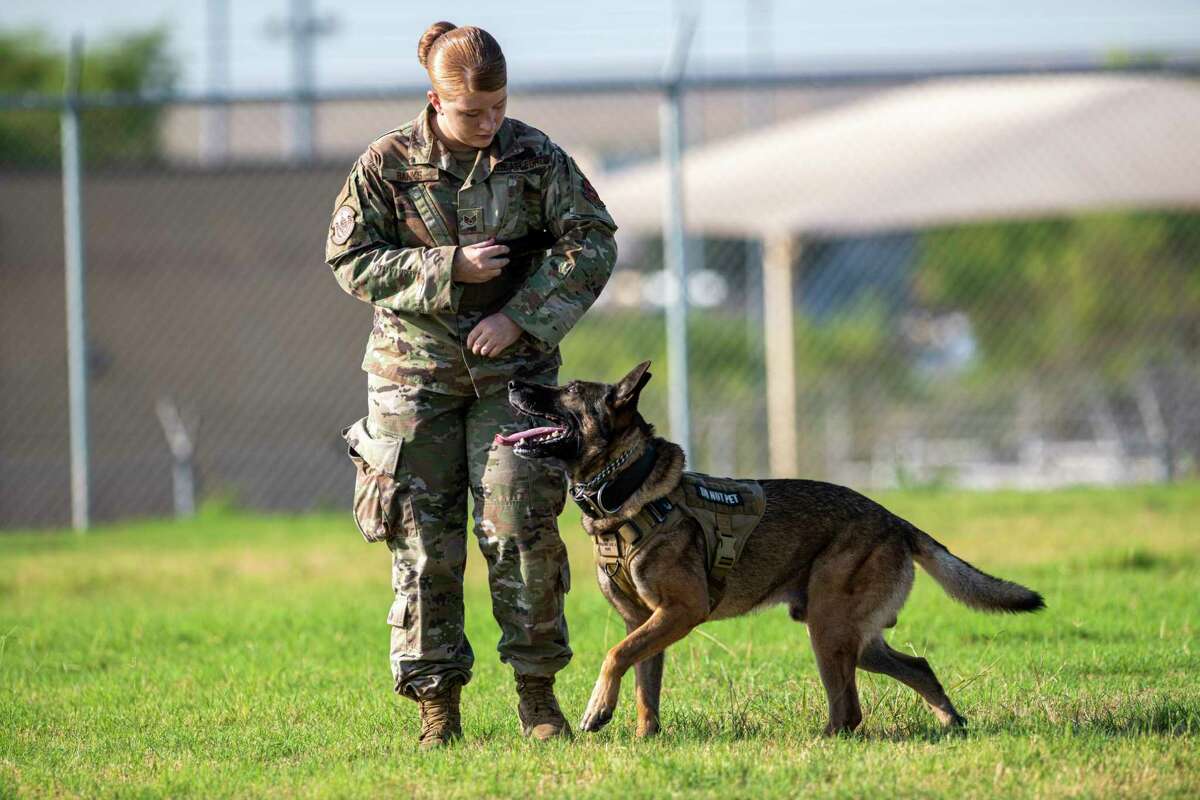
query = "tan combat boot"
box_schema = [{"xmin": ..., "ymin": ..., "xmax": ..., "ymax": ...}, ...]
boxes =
[
  {"xmin": 515, "ymin": 674, "xmax": 572, "ymax": 740},
  {"xmin": 417, "ymin": 684, "xmax": 462, "ymax": 750}
]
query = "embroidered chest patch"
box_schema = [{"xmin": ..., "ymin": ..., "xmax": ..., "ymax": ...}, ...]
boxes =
[
  {"xmin": 695, "ymin": 485, "xmax": 743, "ymax": 506},
  {"xmin": 458, "ymin": 207, "xmax": 483, "ymax": 234}
]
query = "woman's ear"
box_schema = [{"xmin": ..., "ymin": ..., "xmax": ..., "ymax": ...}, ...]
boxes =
[{"xmin": 427, "ymin": 89, "xmax": 442, "ymax": 113}]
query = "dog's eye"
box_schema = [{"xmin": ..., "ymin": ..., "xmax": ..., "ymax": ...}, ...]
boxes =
[{"xmin": 567, "ymin": 384, "xmax": 581, "ymax": 395}]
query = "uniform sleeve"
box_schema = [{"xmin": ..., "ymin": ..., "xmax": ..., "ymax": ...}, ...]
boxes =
[
  {"xmin": 500, "ymin": 147, "xmax": 618, "ymax": 347},
  {"xmin": 324, "ymin": 150, "xmax": 458, "ymax": 314}
]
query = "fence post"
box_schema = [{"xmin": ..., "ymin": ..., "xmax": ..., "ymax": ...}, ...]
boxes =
[
  {"xmin": 156, "ymin": 399, "xmax": 197, "ymax": 518},
  {"xmin": 661, "ymin": 13, "xmax": 697, "ymax": 465},
  {"xmin": 61, "ymin": 35, "xmax": 91, "ymax": 531},
  {"xmin": 763, "ymin": 231, "xmax": 798, "ymax": 477},
  {"xmin": 203, "ymin": 0, "xmax": 231, "ymax": 164}
]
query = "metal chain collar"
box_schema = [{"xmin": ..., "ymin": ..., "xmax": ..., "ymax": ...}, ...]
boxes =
[{"xmin": 572, "ymin": 446, "xmax": 640, "ymax": 492}]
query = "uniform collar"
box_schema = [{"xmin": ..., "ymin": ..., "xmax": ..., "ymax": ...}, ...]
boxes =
[
  {"xmin": 409, "ymin": 104, "xmax": 452, "ymax": 174},
  {"xmin": 409, "ymin": 103, "xmax": 522, "ymax": 185}
]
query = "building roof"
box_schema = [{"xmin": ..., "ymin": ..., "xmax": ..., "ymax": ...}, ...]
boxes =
[{"xmin": 597, "ymin": 75, "xmax": 1200, "ymax": 236}]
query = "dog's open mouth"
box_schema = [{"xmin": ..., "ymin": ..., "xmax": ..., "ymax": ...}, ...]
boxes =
[
  {"xmin": 494, "ymin": 397, "xmax": 573, "ymax": 449},
  {"xmin": 497, "ymin": 392, "xmax": 577, "ymax": 456},
  {"xmin": 494, "ymin": 422, "xmax": 570, "ymax": 448}
]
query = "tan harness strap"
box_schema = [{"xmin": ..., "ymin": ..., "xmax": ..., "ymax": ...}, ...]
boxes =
[
  {"xmin": 590, "ymin": 499, "xmax": 676, "ymax": 601},
  {"xmin": 589, "ymin": 477, "xmax": 765, "ymax": 613},
  {"xmin": 710, "ymin": 514, "xmax": 738, "ymax": 580}
]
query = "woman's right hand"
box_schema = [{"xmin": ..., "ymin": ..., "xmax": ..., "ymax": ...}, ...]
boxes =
[{"xmin": 452, "ymin": 239, "xmax": 509, "ymax": 284}]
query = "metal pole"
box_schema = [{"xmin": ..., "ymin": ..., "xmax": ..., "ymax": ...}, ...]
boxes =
[
  {"xmin": 661, "ymin": 11, "xmax": 697, "ymax": 465},
  {"xmin": 267, "ymin": 0, "xmax": 335, "ymax": 160},
  {"xmin": 203, "ymin": 0, "xmax": 230, "ymax": 164},
  {"xmin": 290, "ymin": 0, "xmax": 314, "ymax": 160},
  {"xmin": 61, "ymin": 35, "xmax": 90, "ymax": 530},
  {"xmin": 744, "ymin": 0, "xmax": 775, "ymax": 126}
]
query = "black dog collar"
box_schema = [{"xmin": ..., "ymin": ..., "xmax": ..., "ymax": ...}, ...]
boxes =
[{"xmin": 570, "ymin": 443, "xmax": 659, "ymax": 519}]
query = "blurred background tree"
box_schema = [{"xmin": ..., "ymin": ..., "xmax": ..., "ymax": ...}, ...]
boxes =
[
  {"xmin": 0, "ymin": 29, "xmax": 176, "ymax": 166},
  {"xmin": 916, "ymin": 212, "xmax": 1200, "ymax": 465}
]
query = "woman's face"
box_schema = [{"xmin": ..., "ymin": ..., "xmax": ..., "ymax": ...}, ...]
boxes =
[{"xmin": 428, "ymin": 87, "xmax": 508, "ymax": 150}]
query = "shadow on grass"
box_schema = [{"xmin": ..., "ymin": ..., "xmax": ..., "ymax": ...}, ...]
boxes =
[
  {"xmin": 968, "ymin": 697, "xmax": 1200, "ymax": 739},
  {"xmin": 652, "ymin": 696, "xmax": 1199, "ymax": 744},
  {"xmin": 1072, "ymin": 547, "xmax": 1196, "ymax": 573}
]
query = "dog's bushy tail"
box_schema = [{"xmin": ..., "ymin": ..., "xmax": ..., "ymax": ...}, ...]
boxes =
[{"xmin": 906, "ymin": 525, "xmax": 1045, "ymax": 613}]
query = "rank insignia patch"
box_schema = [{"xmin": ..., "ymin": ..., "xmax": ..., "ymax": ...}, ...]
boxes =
[{"xmin": 458, "ymin": 207, "xmax": 483, "ymax": 234}]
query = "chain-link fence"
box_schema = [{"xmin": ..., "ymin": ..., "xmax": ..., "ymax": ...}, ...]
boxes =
[{"xmin": 2, "ymin": 67, "xmax": 1199, "ymax": 528}]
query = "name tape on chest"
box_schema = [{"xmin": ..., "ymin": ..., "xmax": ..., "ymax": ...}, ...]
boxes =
[
  {"xmin": 493, "ymin": 155, "xmax": 552, "ymax": 174},
  {"xmin": 695, "ymin": 485, "xmax": 743, "ymax": 507},
  {"xmin": 381, "ymin": 166, "xmax": 439, "ymax": 183}
]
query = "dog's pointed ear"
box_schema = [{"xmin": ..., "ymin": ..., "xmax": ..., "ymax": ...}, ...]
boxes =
[{"xmin": 611, "ymin": 361, "xmax": 652, "ymax": 410}]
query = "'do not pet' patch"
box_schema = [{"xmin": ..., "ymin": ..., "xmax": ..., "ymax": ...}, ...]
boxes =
[{"xmin": 696, "ymin": 485, "xmax": 743, "ymax": 507}]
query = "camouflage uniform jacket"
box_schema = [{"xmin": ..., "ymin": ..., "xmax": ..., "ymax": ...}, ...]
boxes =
[{"xmin": 325, "ymin": 105, "xmax": 618, "ymax": 396}]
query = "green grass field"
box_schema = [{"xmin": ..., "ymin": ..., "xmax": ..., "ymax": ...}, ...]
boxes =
[{"xmin": 2, "ymin": 484, "xmax": 1198, "ymax": 798}]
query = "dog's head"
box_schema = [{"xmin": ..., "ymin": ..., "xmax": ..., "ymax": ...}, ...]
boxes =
[{"xmin": 497, "ymin": 361, "xmax": 653, "ymax": 477}]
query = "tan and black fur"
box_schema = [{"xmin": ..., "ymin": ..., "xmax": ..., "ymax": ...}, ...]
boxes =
[{"xmin": 507, "ymin": 362, "xmax": 1044, "ymax": 737}]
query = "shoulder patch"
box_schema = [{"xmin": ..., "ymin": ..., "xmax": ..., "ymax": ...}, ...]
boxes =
[
  {"xmin": 494, "ymin": 155, "xmax": 553, "ymax": 174},
  {"xmin": 570, "ymin": 156, "xmax": 605, "ymax": 208},
  {"xmin": 580, "ymin": 174, "xmax": 605, "ymax": 208},
  {"xmin": 330, "ymin": 204, "xmax": 356, "ymax": 245},
  {"xmin": 381, "ymin": 166, "xmax": 439, "ymax": 183}
]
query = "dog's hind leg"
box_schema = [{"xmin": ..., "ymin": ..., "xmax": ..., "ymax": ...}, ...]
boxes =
[
  {"xmin": 857, "ymin": 635, "xmax": 965, "ymax": 728},
  {"xmin": 807, "ymin": 619, "xmax": 864, "ymax": 736}
]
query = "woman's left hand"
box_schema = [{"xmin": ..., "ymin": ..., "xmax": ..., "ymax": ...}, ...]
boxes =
[{"xmin": 466, "ymin": 312, "xmax": 525, "ymax": 358}]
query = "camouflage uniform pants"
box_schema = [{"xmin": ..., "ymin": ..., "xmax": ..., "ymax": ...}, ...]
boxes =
[{"xmin": 364, "ymin": 373, "xmax": 571, "ymax": 700}]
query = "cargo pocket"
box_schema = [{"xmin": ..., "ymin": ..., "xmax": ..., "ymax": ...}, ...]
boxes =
[
  {"xmin": 387, "ymin": 592, "xmax": 418, "ymax": 656},
  {"xmin": 342, "ymin": 417, "xmax": 409, "ymax": 543}
]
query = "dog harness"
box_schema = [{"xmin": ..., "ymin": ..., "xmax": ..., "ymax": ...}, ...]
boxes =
[{"xmin": 575, "ymin": 461, "xmax": 766, "ymax": 612}]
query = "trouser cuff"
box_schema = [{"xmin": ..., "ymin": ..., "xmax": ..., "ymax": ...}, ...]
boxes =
[
  {"xmin": 504, "ymin": 654, "xmax": 572, "ymax": 678},
  {"xmin": 395, "ymin": 669, "xmax": 471, "ymax": 701}
]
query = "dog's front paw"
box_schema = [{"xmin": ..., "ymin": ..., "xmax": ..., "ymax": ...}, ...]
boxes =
[
  {"xmin": 580, "ymin": 679, "xmax": 618, "ymax": 733},
  {"xmin": 579, "ymin": 706, "xmax": 613, "ymax": 733}
]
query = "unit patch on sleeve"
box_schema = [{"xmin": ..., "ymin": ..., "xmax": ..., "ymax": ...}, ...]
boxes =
[
  {"xmin": 580, "ymin": 174, "xmax": 604, "ymax": 208},
  {"xmin": 330, "ymin": 204, "xmax": 356, "ymax": 245},
  {"xmin": 696, "ymin": 484, "xmax": 743, "ymax": 507}
]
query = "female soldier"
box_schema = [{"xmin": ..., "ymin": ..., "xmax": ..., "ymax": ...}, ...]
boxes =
[{"xmin": 326, "ymin": 22, "xmax": 617, "ymax": 748}]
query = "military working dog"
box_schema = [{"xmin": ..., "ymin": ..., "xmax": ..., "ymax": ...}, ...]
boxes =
[{"xmin": 496, "ymin": 361, "xmax": 1044, "ymax": 738}]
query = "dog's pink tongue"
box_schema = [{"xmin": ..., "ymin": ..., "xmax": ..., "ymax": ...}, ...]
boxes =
[{"xmin": 494, "ymin": 426, "xmax": 562, "ymax": 447}]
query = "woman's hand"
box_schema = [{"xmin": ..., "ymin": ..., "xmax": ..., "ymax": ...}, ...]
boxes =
[
  {"xmin": 466, "ymin": 312, "xmax": 524, "ymax": 358},
  {"xmin": 452, "ymin": 239, "xmax": 509, "ymax": 284}
]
